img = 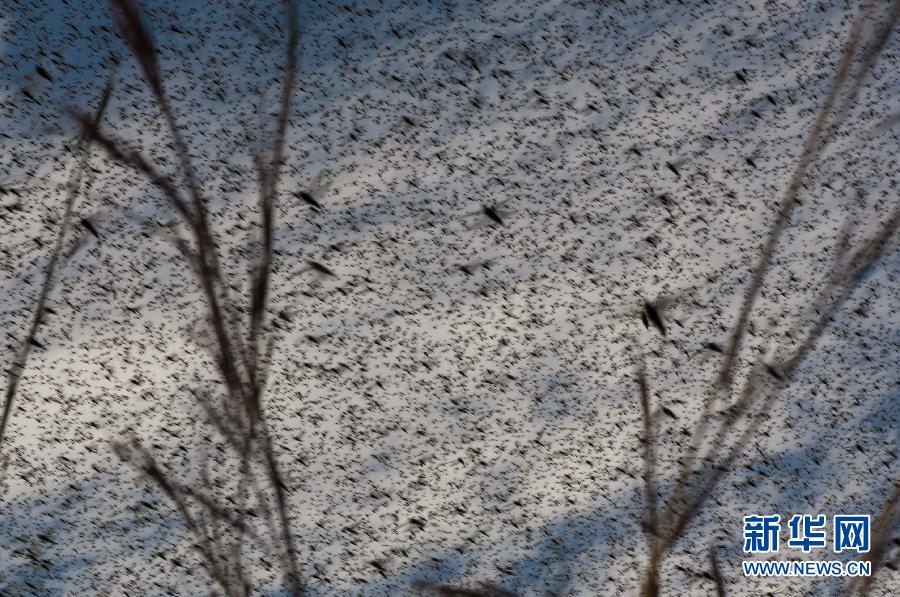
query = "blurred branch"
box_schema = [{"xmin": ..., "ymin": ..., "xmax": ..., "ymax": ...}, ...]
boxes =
[
  {"xmin": 98, "ymin": 0, "xmax": 305, "ymax": 594},
  {"xmin": 413, "ymin": 580, "xmax": 518, "ymax": 597},
  {"xmin": 716, "ymin": 0, "xmax": 878, "ymax": 390},
  {"xmin": 849, "ymin": 482, "xmax": 900, "ymax": 596},
  {"xmin": 638, "ymin": 2, "xmax": 900, "ymax": 592},
  {"xmin": 1, "ymin": 79, "xmax": 114, "ymax": 448},
  {"xmin": 637, "ymin": 361, "xmax": 660, "ymax": 597},
  {"xmin": 709, "ymin": 547, "xmax": 725, "ymax": 597}
]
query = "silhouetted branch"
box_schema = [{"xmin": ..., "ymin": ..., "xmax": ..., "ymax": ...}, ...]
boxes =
[
  {"xmin": 638, "ymin": 3, "xmax": 900, "ymax": 592},
  {"xmin": 637, "ymin": 361, "xmax": 660, "ymax": 597},
  {"xmin": 413, "ymin": 580, "xmax": 518, "ymax": 597},
  {"xmin": 98, "ymin": 0, "xmax": 306, "ymax": 594},
  {"xmin": 709, "ymin": 547, "xmax": 725, "ymax": 597},
  {"xmin": 849, "ymin": 482, "xmax": 900, "ymax": 596},
  {"xmin": 1, "ymin": 79, "xmax": 113, "ymax": 448}
]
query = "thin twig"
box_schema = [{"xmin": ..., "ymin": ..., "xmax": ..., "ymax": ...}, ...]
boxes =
[
  {"xmin": 716, "ymin": 1, "xmax": 876, "ymax": 390},
  {"xmin": 709, "ymin": 547, "xmax": 725, "ymax": 597},
  {"xmin": 642, "ymin": 5, "xmax": 900, "ymax": 591},
  {"xmin": 1, "ymin": 79, "xmax": 114, "ymax": 448},
  {"xmin": 636, "ymin": 360, "xmax": 660, "ymax": 597}
]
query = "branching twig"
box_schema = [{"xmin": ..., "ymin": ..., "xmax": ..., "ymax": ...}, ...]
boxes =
[
  {"xmin": 97, "ymin": 0, "xmax": 305, "ymax": 594},
  {"xmin": 1, "ymin": 79, "xmax": 114, "ymax": 448},
  {"xmin": 638, "ymin": 3, "xmax": 900, "ymax": 593}
]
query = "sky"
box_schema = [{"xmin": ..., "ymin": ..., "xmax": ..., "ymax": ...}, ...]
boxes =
[{"xmin": 1, "ymin": 0, "xmax": 898, "ymax": 595}]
